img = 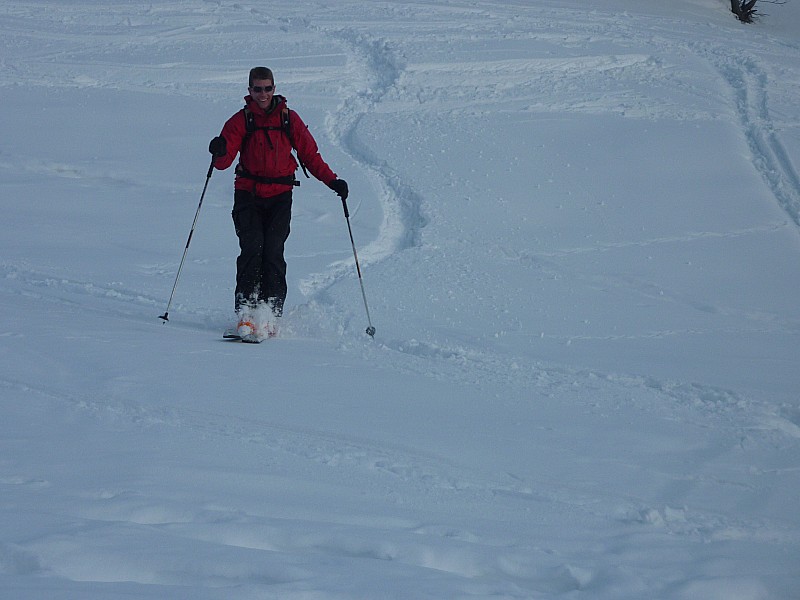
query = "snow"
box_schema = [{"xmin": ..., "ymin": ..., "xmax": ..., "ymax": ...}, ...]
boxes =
[{"xmin": 2, "ymin": 0, "xmax": 799, "ymax": 598}]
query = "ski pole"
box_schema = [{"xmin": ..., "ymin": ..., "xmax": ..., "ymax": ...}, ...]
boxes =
[
  {"xmin": 159, "ymin": 158, "xmax": 214, "ymax": 323},
  {"xmin": 341, "ymin": 197, "xmax": 376, "ymax": 338}
]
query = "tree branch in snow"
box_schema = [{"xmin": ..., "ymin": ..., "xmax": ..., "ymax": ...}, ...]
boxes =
[{"xmin": 730, "ymin": 0, "xmax": 788, "ymax": 23}]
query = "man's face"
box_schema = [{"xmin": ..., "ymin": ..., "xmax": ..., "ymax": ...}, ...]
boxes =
[{"xmin": 249, "ymin": 78, "xmax": 275, "ymax": 110}]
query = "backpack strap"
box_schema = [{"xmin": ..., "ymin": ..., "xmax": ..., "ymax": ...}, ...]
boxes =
[
  {"xmin": 240, "ymin": 105, "xmax": 310, "ymax": 179},
  {"xmin": 281, "ymin": 107, "xmax": 310, "ymax": 179},
  {"xmin": 242, "ymin": 106, "xmax": 283, "ymax": 149}
]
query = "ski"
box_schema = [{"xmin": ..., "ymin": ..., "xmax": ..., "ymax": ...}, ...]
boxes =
[
  {"xmin": 223, "ymin": 331, "xmax": 263, "ymax": 343},
  {"xmin": 222, "ymin": 326, "xmax": 276, "ymax": 343},
  {"xmin": 223, "ymin": 328, "xmax": 241, "ymax": 340}
]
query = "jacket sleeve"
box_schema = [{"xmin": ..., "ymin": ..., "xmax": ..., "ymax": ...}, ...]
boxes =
[
  {"xmin": 289, "ymin": 110, "xmax": 337, "ymax": 185},
  {"xmin": 212, "ymin": 110, "xmax": 246, "ymax": 171}
]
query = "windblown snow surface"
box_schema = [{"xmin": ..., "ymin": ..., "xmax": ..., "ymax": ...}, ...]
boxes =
[{"xmin": 2, "ymin": 1, "xmax": 800, "ymax": 598}]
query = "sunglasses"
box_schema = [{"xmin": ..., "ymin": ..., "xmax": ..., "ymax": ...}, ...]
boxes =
[{"xmin": 250, "ymin": 85, "xmax": 274, "ymax": 93}]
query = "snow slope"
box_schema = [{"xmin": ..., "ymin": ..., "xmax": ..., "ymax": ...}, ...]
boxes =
[{"xmin": 2, "ymin": 1, "xmax": 799, "ymax": 598}]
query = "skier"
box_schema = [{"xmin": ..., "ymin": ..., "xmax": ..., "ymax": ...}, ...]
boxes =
[{"xmin": 209, "ymin": 67, "xmax": 348, "ymax": 341}]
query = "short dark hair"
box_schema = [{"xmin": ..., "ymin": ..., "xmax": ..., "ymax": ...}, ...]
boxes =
[{"xmin": 249, "ymin": 67, "xmax": 274, "ymax": 87}]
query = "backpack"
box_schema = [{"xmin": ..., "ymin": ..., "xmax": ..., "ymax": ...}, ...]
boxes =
[{"xmin": 239, "ymin": 104, "xmax": 310, "ymax": 182}]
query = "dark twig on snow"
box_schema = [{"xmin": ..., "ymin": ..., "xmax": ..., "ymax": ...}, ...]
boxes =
[
  {"xmin": 731, "ymin": 0, "xmax": 759, "ymax": 23},
  {"xmin": 731, "ymin": 0, "xmax": 787, "ymax": 23}
]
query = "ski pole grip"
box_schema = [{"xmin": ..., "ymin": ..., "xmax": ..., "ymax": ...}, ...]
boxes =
[{"xmin": 341, "ymin": 197, "xmax": 350, "ymax": 219}]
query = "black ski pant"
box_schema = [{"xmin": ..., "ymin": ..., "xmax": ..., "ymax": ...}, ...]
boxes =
[{"xmin": 232, "ymin": 189, "xmax": 292, "ymax": 316}]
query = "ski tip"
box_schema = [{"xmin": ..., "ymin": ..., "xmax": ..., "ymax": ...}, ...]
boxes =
[{"xmin": 224, "ymin": 323, "xmax": 277, "ymax": 343}]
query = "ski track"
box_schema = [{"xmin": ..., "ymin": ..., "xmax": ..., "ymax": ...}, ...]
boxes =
[
  {"xmin": 1, "ymin": 262, "xmax": 161, "ymax": 312},
  {"xmin": 712, "ymin": 51, "xmax": 800, "ymax": 228},
  {"xmin": 543, "ymin": 10, "xmax": 800, "ymax": 233}
]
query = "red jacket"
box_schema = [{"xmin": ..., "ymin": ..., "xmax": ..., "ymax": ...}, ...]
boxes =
[{"xmin": 213, "ymin": 95, "xmax": 337, "ymax": 198}]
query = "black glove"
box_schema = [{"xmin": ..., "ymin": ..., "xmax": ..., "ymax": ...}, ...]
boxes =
[
  {"xmin": 208, "ymin": 136, "xmax": 227, "ymax": 157},
  {"xmin": 329, "ymin": 178, "xmax": 349, "ymax": 201}
]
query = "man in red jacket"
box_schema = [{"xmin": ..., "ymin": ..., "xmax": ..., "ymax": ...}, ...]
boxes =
[{"xmin": 209, "ymin": 67, "xmax": 348, "ymax": 339}]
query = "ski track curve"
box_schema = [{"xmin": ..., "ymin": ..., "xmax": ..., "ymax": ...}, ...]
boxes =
[
  {"xmin": 325, "ymin": 26, "xmax": 428, "ymax": 251},
  {"xmin": 229, "ymin": 4, "xmax": 427, "ymax": 300},
  {"xmin": 305, "ymin": 26, "xmax": 428, "ymax": 297}
]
